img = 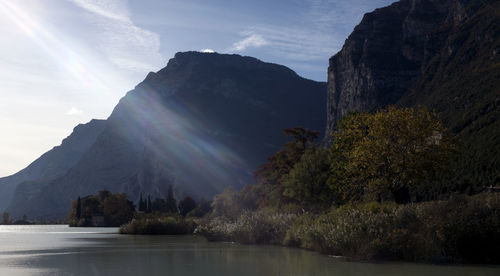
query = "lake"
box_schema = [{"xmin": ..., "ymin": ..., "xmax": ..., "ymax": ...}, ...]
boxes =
[{"xmin": 0, "ymin": 225, "xmax": 498, "ymax": 275}]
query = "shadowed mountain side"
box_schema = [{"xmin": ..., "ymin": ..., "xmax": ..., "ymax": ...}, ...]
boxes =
[
  {"xmin": 398, "ymin": 1, "xmax": 500, "ymax": 189},
  {"xmin": 324, "ymin": 0, "xmax": 499, "ymax": 188},
  {"xmin": 0, "ymin": 119, "xmax": 105, "ymax": 213},
  {"xmin": 8, "ymin": 52, "xmax": 326, "ymax": 219}
]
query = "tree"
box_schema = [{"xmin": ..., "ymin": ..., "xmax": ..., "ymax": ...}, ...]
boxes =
[
  {"xmin": 103, "ymin": 194, "xmax": 135, "ymax": 226},
  {"xmin": 151, "ymin": 198, "xmax": 167, "ymax": 213},
  {"xmin": 211, "ymin": 187, "xmax": 242, "ymax": 220},
  {"xmin": 254, "ymin": 127, "xmax": 319, "ymax": 186},
  {"xmin": 178, "ymin": 196, "xmax": 197, "ymax": 217},
  {"xmin": 98, "ymin": 190, "xmax": 111, "ymax": 202},
  {"xmin": 138, "ymin": 193, "xmax": 145, "ymax": 212},
  {"xmin": 165, "ymin": 186, "xmax": 177, "ymax": 213},
  {"xmin": 146, "ymin": 196, "xmax": 152, "ymax": 213},
  {"xmin": 76, "ymin": 196, "xmax": 82, "ymax": 219},
  {"xmin": 282, "ymin": 147, "xmax": 332, "ymax": 205},
  {"xmin": 328, "ymin": 107, "xmax": 454, "ymax": 203},
  {"xmin": 187, "ymin": 198, "xmax": 212, "ymax": 217},
  {"xmin": 253, "ymin": 127, "xmax": 320, "ymax": 206},
  {"xmin": 2, "ymin": 212, "xmax": 9, "ymax": 224}
]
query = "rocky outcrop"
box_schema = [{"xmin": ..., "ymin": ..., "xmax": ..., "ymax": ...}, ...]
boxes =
[
  {"xmin": 325, "ymin": 0, "xmax": 476, "ymax": 140},
  {"xmin": 8, "ymin": 52, "xmax": 326, "ymax": 219},
  {"xmin": 325, "ymin": 0, "xmax": 499, "ymax": 188},
  {"xmin": 0, "ymin": 119, "xmax": 105, "ymax": 212}
]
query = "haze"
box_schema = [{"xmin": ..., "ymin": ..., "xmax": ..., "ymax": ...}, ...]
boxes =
[{"xmin": 0, "ymin": 0, "xmax": 393, "ymax": 176}]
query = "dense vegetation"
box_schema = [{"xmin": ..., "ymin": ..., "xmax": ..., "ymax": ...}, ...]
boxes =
[
  {"xmin": 397, "ymin": 0, "xmax": 500, "ymax": 193},
  {"xmin": 69, "ymin": 107, "xmax": 498, "ymax": 263},
  {"xmin": 119, "ymin": 213, "xmax": 196, "ymax": 235},
  {"xmin": 195, "ymin": 107, "xmax": 499, "ymax": 264},
  {"xmin": 115, "ymin": 186, "xmax": 211, "ymax": 234},
  {"xmin": 68, "ymin": 190, "xmax": 135, "ymax": 227},
  {"xmin": 196, "ymin": 193, "xmax": 499, "ymax": 263}
]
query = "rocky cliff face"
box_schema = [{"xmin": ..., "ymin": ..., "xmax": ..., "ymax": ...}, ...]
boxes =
[
  {"xmin": 325, "ymin": 0, "xmax": 474, "ymax": 139},
  {"xmin": 325, "ymin": 0, "xmax": 499, "ymax": 188},
  {"xmin": 0, "ymin": 119, "xmax": 105, "ymax": 212},
  {"xmin": 8, "ymin": 52, "xmax": 326, "ymax": 219}
]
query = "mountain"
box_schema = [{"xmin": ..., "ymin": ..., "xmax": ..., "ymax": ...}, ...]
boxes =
[
  {"xmin": 7, "ymin": 52, "xmax": 326, "ymax": 219},
  {"xmin": 324, "ymin": 0, "xmax": 499, "ymax": 189},
  {"xmin": 0, "ymin": 119, "xmax": 105, "ymax": 212}
]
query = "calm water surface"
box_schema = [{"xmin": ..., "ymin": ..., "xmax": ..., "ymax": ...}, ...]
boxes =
[{"xmin": 0, "ymin": 225, "xmax": 498, "ymax": 275}]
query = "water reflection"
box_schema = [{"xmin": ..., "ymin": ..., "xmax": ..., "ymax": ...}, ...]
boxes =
[{"xmin": 0, "ymin": 225, "xmax": 498, "ymax": 276}]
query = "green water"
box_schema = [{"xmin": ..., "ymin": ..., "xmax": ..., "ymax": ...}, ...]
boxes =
[{"xmin": 0, "ymin": 225, "xmax": 498, "ymax": 275}]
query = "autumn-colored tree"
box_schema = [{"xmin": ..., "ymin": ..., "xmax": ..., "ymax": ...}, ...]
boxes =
[{"xmin": 328, "ymin": 107, "xmax": 455, "ymax": 204}]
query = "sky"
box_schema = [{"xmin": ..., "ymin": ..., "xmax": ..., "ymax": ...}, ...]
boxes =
[{"xmin": 0, "ymin": 0, "xmax": 394, "ymax": 177}]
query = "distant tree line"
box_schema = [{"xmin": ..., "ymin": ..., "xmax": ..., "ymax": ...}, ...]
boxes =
[
  {"xmin": 68, "ymin": 190, "xmax": 135, "ymax": 227},
  {"xmin": 69, "ymin": 186, "xmax": 212, "ymax": 228},
  {"xmin": 1, "ymin": 212, "xmax": 31, "ymax": 225},
  {"xmin": 137, "ymin": 186, "xmax": 211, "ymax": 218}
]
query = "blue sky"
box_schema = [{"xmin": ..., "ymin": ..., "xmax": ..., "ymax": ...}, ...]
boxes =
[{"xmin": 0, "ymin": 0, "xmax": 394, "ymax": 176}]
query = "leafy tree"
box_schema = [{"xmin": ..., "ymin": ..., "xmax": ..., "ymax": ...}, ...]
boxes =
[
  {"xmin": 83, "ymin": 197, "xmax": 102, "ymax": 218},
  {"xmin": 178, "ymin": 196, "xmax": 197, "ymax": 217},
  {"xmin": 239, "ymin": 184, "xmax": 270, "ymax": 210},
  {"xmin": 166, "ymin": 186, "xmax": 177, "ymax": 213},
  {"xmin": 103, "ymin": 194, "xmax": 135, "ymax": 226},
  {"xmin": 2, "ymin": 212, "xmax": 9, "ymax": 224},
  {"xmin": 98, "ymin": 190, "xmax": 111, "ymax": 202},
  {"xmin": 328, "ymin": 107, "xmax": 455, "ymax": 203},
  {"xmin": 69, "ymin": 192, "xmax": 135, "ymax": 227},
  {"xmin": 282, "ymin": 147, "xmax": 332, "ymax": 205},
  {"xmin": 253, "ymin": 127, "xmax": 320, "ymax": 205}
]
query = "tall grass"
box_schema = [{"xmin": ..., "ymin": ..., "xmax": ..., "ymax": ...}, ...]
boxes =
[
  {"xmin": 195, "ymin": 193, "xmax": 500, "ymax": 263},
  {"xmin": 119, "ymin": 213, "xmax": 196, "ymax": 235}
]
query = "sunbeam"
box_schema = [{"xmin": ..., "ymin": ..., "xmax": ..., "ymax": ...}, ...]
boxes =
[{"xmin": 0, "ymin": 0, "xmax": 105, "ymax": 87}]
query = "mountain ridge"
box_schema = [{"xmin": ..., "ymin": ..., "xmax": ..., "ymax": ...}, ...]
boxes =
[
  {"xmin": 324, "ymin": 0, "xmax": 499, "ymax": 188},
  {"xmin": 0, "ymin": 119, "xmax": 106, "ymax": 212},
  {"xmin": 6, "ymin": 52, "xmax": 327, "ymax": 219}
]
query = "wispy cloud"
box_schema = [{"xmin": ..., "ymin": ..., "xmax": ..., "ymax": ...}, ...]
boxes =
[
  {"xmin": 230, "ymin": 0, "xmax": 391, "ymax": 63},
  {"xmin": 69, "ymin": 0, "xmax": 164, "ymax": 72},
  {"xmin": 69, "ymin": 0, "xmax": 129, "ymax": 22},
  {"xmin": 66, "ymin": 107, "xmax": 83, "ymax": 116},
  {"xmin": 241, "ymin": 25, "xmax": 334, "ymax": 61},
  {"xmin": 200, "ymin": 49, "xmax": 215, "ymax": 53},
  {"xmin": 231, "ymin": 33, "xmax": 269, "ymax": 51}
]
